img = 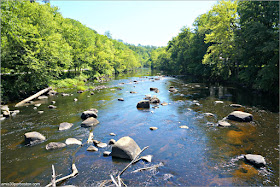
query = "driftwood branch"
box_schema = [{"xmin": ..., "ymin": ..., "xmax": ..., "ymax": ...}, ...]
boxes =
[
  {"xmin": 110, "ymin": 175, "xmax": 121, "ymax": 187},
  {"xmin": 15, "ymin": 87, "xmax": 52, "ymax": 107},
  {"xmin": 51, "ymin": 165, "xmax": 56, "ymax": 187},
  {"xmin": 118, "ymin": 146, "xmax": 149, "ymax": 177},
  {"xmin": 132, "ymin": 162, "xmax": 163, "ymax": 173},
  {"xmin": 46, "ymin": 164, "xmax": 78, "ymax": 187}
]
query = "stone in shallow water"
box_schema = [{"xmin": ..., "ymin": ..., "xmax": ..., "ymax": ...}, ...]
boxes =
[
  {"xmin": 141, "ymin": 155, "xmax": 153, "ymax": 162},
  {"xmin": 109, "ymin": 139, "xmax": 116, "ymax": 145},
  {"xmin": 118, "ymin": 98, "xmax": 124, "ymax": 101},
  {"xmin": 46, "ymin": 142, "xmax": 66, "ymax": 150},
  {"xmin": 111, "ymin": 136, "xmax": 141, "ymax": 160},
  {"xmin": 24, "ymin": 131, "xmax": 46, "ymax": 145},
  {"xmin": 230, "ymin": 104, "xmax": 242, "ymax": 108},
  {"xmin": 97, "ymin": 142, "xmax": 107, "ymax": 148},
  {"xmin": 81, "ymin": 117, "xmax": 99, "ymax": 127},
  {"xmin": 87, "ymin": 145, "xmax": 98, "ymax": 152},
  {"xmin": 137, "ymin": 100, "xmax": 150, "ymax": 109},
  {"xmin": 65, "ymin": 138, "xmax": 82, "ymax": 145},
  {"xmin": 149, "ymin": 127, "xmax": 158, "ymax": 130},
  {"xmin": 103, "ymin": 151, "xmax": 111, "ymax": 156},
  {"xmin": 81, "ymin": 110, "xmax": 98, "ymax": 120},
  {"xmin": 179, "ymin": 125, "xmax": 189, "ymax": 129},
  {"xmin": 218, "ymin": 120, "xmax": 231, "ymax": 127},
  {"xmin": 244, "ymin": 154, "xmax": 266, "ymax": 167},
  {"xmin": 214, "ymin": 101, "xmax": 224, "ymax": 104},
  {"xmin": 227, "ymin": 111, "xmax": 253, "ymax": 122},
  {"xmin": 59, "ymin": 122, "xmax": 73, "ymax": 131},
  {"xmin": 110, "ymin": 133, "xmax": 116, "ymax": 136}
]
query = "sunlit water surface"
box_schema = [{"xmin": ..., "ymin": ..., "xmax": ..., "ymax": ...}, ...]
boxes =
[{"xmin": 1, "ymin": 69, "xmax": 279, "ymax": 186}]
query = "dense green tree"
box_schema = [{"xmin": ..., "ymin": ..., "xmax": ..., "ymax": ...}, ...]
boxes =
[
  {"xmin": 202, "ymin": 0, "xmax": 238, "ymax": 79},
  {"xmin": 236, "ymin": 1, "xmax": 279, "ymax": 92}
]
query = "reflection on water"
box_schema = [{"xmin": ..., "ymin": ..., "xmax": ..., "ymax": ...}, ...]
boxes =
[{"xmin": 1, "ymin": 69, "xmax": 279, "ymax": 186}]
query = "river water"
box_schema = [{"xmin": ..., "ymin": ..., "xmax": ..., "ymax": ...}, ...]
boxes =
[{"xmin": 1, "ymin": 68, "xmax": 279, "ymax": 186}]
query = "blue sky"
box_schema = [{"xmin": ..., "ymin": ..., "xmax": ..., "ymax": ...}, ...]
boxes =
[{"xmin": 50, "ymin": 1, "xmax": 217, "ymax": 47}]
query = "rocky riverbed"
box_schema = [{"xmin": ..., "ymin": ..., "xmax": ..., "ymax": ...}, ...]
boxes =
[{"xmin": 1, "ymin": 69, "xmax": 279, "ymax": 186}]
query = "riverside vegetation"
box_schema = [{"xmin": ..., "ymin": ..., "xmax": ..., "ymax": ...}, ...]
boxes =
[{"xmin": 1, "ymin": 0, "xmax": 279, "ymax": 100}]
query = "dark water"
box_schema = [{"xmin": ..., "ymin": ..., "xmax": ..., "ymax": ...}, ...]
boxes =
[{"xmin": 1, "ymin": 68, "xmax": 279, "ymax": 186}]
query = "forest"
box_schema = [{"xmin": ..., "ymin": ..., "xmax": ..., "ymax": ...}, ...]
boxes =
[
  {"xmin": 1, "ymin": 0, "xmax": 155, "ymax": 102},
  {"xmin": 1, "ymin": 0, "xmax": 279, "ymax": 103},
  {"xmin": 150, "ymin": 0, "xmax": 279, "ymax": 94}
]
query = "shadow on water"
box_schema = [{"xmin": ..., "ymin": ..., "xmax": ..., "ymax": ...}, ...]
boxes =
[{"xmin": 1, "ymin": 68, "xmax": 279, "ymax": 186}]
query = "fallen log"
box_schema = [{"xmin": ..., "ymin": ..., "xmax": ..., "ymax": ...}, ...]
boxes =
[
  {"xmin": 46, "ymin": 164, "xmax": 78, "ymax": 187},
  {"xmin": 15, "ymin": 87, "xmax": 52, "ymax": 107}
]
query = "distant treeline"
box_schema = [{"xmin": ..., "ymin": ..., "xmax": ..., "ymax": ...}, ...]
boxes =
[
  {"xmin": 149, "ymin": 0, "xmax": 279, "ymax": 94},
  {"xmin": 1, "ymin": 0, "xmax": 155, "ymax": 101}
]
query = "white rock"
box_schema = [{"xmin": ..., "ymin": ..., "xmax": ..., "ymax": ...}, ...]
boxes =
[{"xmin": 65, "ymin": 138, "xmax": 82, "ymax": 145}]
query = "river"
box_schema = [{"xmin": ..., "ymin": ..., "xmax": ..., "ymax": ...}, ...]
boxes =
[{"xmin": 1, "ymin": 68, "xmax": 279, "ymax": 186}]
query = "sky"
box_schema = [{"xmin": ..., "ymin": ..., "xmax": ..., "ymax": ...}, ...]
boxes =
[{"xmin": 50, "ymin": 1, "xmax": 217, "ymax": 47}]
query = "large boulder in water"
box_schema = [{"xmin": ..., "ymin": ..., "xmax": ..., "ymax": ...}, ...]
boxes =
[
  {"xmin": 137, "ymin": 100, "xmax": 150, "ymax": 109},
  {"xmin": 81, "ymin": 117, "xmax": 99, "ymax": 127},
  {"xmin": 46, "ymin": 142, "xmax": 66, "ymax": 150},
  {"xmin": 24, "ymin": 131, "xmax": 46, "ymax": 145},
  {"xmin": 111, "ymin": 136, "xmax": 141, "ymax": 160},
  {"xmin": 244, "ymin": 154, "xmax": 266, "ymax": 167},
  {"xmin": 227, "ymin": 111, "xmax": 253, "ymax": 122},
  {"xmin": 81, "ymin": 110, "xmax": 98, "ymax": 120},
  {"xmin": 59, "ymin": 122, "xmax": 73, "ymax": 131}
]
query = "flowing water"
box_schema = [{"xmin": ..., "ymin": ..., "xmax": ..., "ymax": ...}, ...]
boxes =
[{"xmin": 1, "ymin": 68, "xmax": 279, "ymax": 186}]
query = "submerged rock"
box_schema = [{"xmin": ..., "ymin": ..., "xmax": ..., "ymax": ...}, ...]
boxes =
[
  {"xmin": 118, "ymin": 98, "xmax": 124, "ymax": 101},
  {"xmin": 38, "ymin": 111, "xmax": 44, "ymax": 114},
  {"xmin": 81, "ymin": 117, "xmax": 99, "ymax": 127},
  {"xmin": 61, "ymin": 93, "xmax": 70, "ymax": 96},
  {"xmin": 59, "ymin": 122, "xmax": 73, "ymax": 131},
  {"xmin": 227, "ymin": 111, "xmax": 253, "ymax": 122},
  {"xmin": 81, "ymin": 110, "xmax": 98, "ymax": 120},
  {"xmin": 65, "ymin": 138, "xmax": 82, "ymax": 145},
  {"xmin": 244, "ymin": 154, "xmax": 266, "ymax": 168},
  {"xmin": 137, "ymin": 100, "xmax": 150, "ymax": 109},
  {"xmin": 110, "ymin": 133, "xmax": 116, "ymax": 136},
  {"xmin": 34, "ymin": 103, "xmax": 41, "ymax": 107},
  {"xmin": 24, "ymin": 131, "xmax": 46, "ymax": 145},
  {"xmin": 111, "ymin": 136, "xmax": 141, "ymax": 160},
  {"xmin": 46, "ymin": 142, "xmax": 66, "ymax": 150}
]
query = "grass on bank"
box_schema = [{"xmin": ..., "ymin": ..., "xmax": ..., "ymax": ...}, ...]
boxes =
[{"xmin": 50, "ymin": 74, "xmax": 94, "ymax": 91}]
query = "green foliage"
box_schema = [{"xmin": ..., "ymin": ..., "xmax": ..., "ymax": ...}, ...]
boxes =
[
  {"xmin": 1, "ymin": 0, "xmax": 150, "ymax": 102},
  {"xmin": 152, "ymin": 0, "xmax": 279, "ymax": 94}
]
